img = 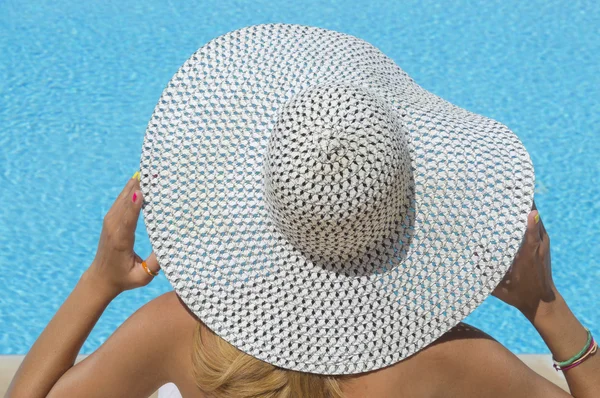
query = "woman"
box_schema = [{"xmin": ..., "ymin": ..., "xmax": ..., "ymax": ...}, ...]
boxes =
[{"xmin": 8, "ymin": 24, "xmax": 600, "ymax": 397}]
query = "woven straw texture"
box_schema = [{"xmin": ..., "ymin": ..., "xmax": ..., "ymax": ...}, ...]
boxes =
[{"xmin": 140, "ymin": 23, "xmax": 535, "ymax": 375}]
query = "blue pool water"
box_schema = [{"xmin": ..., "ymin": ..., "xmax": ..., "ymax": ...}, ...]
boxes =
[{"xmin": 0, "ymin": 0, "xmax": 598, "ymax": 355}]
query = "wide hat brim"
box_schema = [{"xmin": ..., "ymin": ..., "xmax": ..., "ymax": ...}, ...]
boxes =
[{"xmin": 140, "ymin": 23, "xmax": 535, "ymax": 375}]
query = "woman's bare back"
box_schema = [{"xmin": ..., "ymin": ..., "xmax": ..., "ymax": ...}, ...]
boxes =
[{"xmin": 160, "ymin": 291, "xmax": 568, "ymax": 398}]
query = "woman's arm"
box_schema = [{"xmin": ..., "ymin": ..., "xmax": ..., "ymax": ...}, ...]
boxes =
[
  {"xmin": 493, "ymin": 204, "xmax": 600, "ymax": 397},
  {"xmin": 49, "ymin": 291, "xmax": 192, "ymax": 398},
  {"xmin": 532, "ymin": 293, "xmax": 600, "ymax": 397},
  {"xmin": 6, "ymin": 270, "xmax": 116, "ymax": 397},
  {"xmin": 6, "ymin": 174, "xmax": 162, "ymax": 398}
]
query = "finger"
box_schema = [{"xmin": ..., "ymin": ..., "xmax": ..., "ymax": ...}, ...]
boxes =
[
  {"xmin": 118, "ymin": 173, "xmax": 141, "ymax": 205},
  {"xmin": 524, "ymin": 210, "xmax": 541, "ymax": 245},
  {"xmin": 537, "ymin": 212, "xmax": 549, "ymax": 241},
  {"xmin": 135, "ymin": 252, "xmax": 160, "ymax": 279},
  {"xmin": 107, "ymin": 173, "xmax": 140, "ymax": 220},
  {"xmin": 144, "ymin": 252, "xmax": 160, "ymax": 274},
  {"xmin": 122, "ymin": 188, "xmax": 144, "ymax": 235},
  {"xmin": 112, "ymin": 172, "xmax": 140, "ymax": 212}
]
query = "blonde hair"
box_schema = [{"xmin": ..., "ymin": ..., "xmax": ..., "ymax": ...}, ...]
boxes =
[{"xmin": 191, "ymin": 320, "xmax": 351, "ymax": 398}]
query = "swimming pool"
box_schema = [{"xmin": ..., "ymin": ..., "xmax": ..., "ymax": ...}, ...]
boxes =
[{"xmin": 0, "ymin": 0, "xmax": 598, "ymax": 355}]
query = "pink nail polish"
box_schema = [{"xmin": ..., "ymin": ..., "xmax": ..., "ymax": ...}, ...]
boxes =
[{"xmin": 132, "ymin": 192, "xmax": 137, "ymax": 203}]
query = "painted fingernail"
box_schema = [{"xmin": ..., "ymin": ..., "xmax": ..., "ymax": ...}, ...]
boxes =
[
  {"xmin": 132, "ymin": 171, "xmax": 141, "ymax": 181},
  {"xmin": 132, "ymin": 192, "xmax": 138, "ymax": 203},
  {"xmin": 534, "ymin": 213, "xmax": 540, "ymax": 224}
]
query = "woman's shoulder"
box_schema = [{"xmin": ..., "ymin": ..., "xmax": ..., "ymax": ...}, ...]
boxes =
[
  {"xmin": 150, "ymin": 290, "xmax": 200, "ymax": 324},
  {"xmin": 340, "ymin": 323, "xmax": 497, "ymax": 397},
  {"xmin": 149, "ymin": 289, "xmax": 201, "ymax": 346},
  {"xmin": 141, "ymin": 291, "xmax": 205, "ymax": 394},
  {"xmin": 343, "ymin": 323, "xmax": 568, "ymax": 398},
  {"xmin": 141, "ymin": 290, "xmax": 200, "ymax": 346},
  {"xmin": 384, "ymin": 322, "xmax": 568, "ymax": 398}
]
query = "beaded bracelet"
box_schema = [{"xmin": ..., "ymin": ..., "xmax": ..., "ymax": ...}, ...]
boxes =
[{"xmin": 553, "ymin": 328, "xmax": 596, "ymax": 371}]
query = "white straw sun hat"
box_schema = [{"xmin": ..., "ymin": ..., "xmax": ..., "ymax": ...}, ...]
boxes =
[{"xmin": 139, "ymin": 23, "xmax": 535, "ymax": 375}]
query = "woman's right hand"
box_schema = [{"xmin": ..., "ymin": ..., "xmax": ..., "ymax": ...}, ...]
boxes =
[{"xmin": 492, "ymin": 201, "xmax": 559, "ymax": 322}]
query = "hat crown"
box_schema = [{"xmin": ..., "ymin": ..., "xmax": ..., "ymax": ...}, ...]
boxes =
[{"xmin": 263, "ymin": 83, "xmax": 412, "ymax": 264}]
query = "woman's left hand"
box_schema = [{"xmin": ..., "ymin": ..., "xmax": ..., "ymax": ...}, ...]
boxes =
[{"xmin": 86, "ymin": 172, "xmax": 160, "ymax": 297}]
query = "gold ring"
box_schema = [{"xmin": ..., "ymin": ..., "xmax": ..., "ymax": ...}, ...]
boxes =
[{"xmin": 141, "ymin": 261, "xmax": 159, "ymax": 277}]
